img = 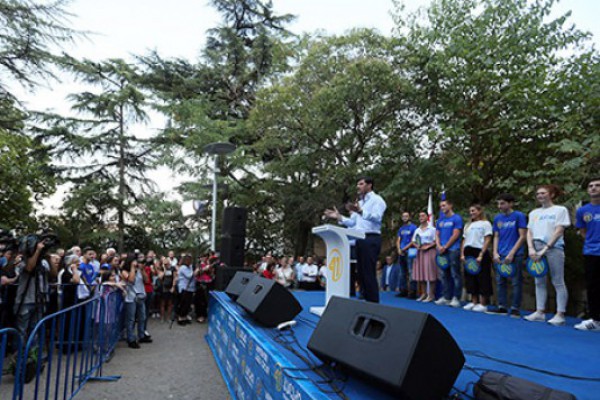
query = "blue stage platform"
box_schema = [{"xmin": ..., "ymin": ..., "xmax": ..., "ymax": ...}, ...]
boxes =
[{"xmin": 207, "ymin": 291, "xmax": 600, "ymax": 400}]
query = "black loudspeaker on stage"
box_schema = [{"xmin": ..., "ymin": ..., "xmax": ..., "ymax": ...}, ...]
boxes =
[
  {"xmin": 215, "ymin": 266, "xmax": 251, "ymax": 292},
  {"xmin": 236, "ymin": 276, "xmax": 302, "ymax": 327},
  {"xmin": 220, "ymin": 207, "xmax": 247, "ymax": 267},
  {"xmin": 224, "ymin": 271, "xmax": 255, "ymax": 300},
  {"xmin": 307, "ymin": 297, "xmax": 465, "ymax": 400}
]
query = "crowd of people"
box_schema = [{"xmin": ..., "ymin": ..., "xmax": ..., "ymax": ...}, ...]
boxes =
[{"xmin": 0, "ymin": 242, "xmax": 220, "ymax": 349}]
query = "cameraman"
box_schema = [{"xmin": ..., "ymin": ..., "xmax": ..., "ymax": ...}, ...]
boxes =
[{"xmin": 13, "ymin": 239, "xmax": 58, "ymax": 338}]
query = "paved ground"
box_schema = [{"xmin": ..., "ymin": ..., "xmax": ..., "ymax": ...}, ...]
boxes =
[{"xmin": 77, "ymin": 318, "xmax": 230, "ymax": 400}]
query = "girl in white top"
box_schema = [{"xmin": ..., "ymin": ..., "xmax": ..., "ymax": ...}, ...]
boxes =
[
  {"xmin": 411, "ymin": 212, "xmax": 438, "ymax": 302},
  {"xmin": 461, "ymin": 204, "xmax": 493, "ymax": 312},
  {"xmin": 525, "ymin": 184, "xmax": 571, "ymax": 326}
]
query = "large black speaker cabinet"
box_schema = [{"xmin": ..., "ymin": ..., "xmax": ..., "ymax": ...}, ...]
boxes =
[
  {"xmin": 224, "ymin": 271, "xmax": 256, "ymax": 300},
  {"xmin": 236, "ymin": 277, "xmax": 302, "ymax": 327},
  {"xmin": 215, "ymin": 266, "xmax": 251, "ymax": 291},
  {"xmin": 222, "ymin": 207, "xmax": 247, "ymax": 237},
  {"xmin": 220, "ymin": 235, "xmax": 245, "ymax": 267},
  {"xmin": 307, "ymin": 297, "xmax": 465, "ymax": 400}
]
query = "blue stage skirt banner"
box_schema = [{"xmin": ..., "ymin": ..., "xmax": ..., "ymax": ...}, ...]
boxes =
[{"xmin": 206, "ymin": 293, "xmax": 329, "ymax": 400}]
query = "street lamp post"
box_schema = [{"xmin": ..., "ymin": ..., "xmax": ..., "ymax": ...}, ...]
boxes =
[{"xmin": 203, "ymin": 142, "xmax": 236, "ymax": 252}]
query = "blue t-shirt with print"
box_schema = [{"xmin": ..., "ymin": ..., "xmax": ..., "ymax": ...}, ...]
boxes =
[
  {"xmin": 397, "ymin": 223, "xmax": 417, "ymax": 249},
  {"xmin": 493, "ymin": 211, "xmax": 527, "ymax": 256},
  {"xmin": 436, "ymin": 214, "xmax": 463, "ymax": 251},
  {"xmin": 79, "ymin": 262, "xmax": 97, "ymax": 285},
  {"xmin": 576, "ymin": 203, "xmax": 600, "ymax": 256}
]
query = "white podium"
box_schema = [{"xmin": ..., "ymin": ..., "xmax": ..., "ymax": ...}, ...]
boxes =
[{"xmin": 309, "ymin": 224, "xmax": 365, "ymax": 316}]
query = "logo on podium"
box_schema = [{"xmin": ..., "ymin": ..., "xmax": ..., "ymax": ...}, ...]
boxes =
[{"xmin": 328, "ymin": 248, "xmax": 343, "ymax": 282}]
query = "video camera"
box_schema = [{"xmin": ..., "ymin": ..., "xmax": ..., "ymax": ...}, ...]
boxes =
[{"xmin": 18, "ymin": 230, "xmax": 60, "ymax": 258}]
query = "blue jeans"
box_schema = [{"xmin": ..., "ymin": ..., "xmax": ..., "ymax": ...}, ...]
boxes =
[
  {"xmin": 441, "ymin": 250, "xmax": 462, "ymax": 300},
  {"xmin": 125, "ymin": 299, "xmax": 146, "ymax": 342},
  {"xmin": 398, "ymin": 255, "xmax": 417, "ymax": 293},
  {"xmin": 495, "ymin": 255, "xmax": 524, "ymax": 310}
]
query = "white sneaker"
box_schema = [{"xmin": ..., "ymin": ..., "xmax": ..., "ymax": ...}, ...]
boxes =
[
  {"xmin": 574, "ymin": 319, "xmax": 600, "ymax": 332},
  {"xmin": 449, "ymin": 297, "xmax": 461, "ymax": 308},
  {"xmin": 416, "ymin": 294, "xmax": 427, "ymax": 302},
  {"xmin": 472, "ymin": 304, "xmax": 488, "ymax": 313},
  {"xmin": 434, "ymin": 297, "xmax": 449, "ymax": 306},
  {"xmin": 524, "ymin": 311, "xmax": 546, "ymax": 322},
  {"xmin": 463, "ymin": 302, "xmax": 475, "ymax": 311},
  {"xmin": 547, "ymin": 314, "xmax": 566, "ymax": 326}
]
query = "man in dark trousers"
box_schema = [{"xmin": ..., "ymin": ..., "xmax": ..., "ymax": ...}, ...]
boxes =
[{"xmin": 324, "ymin": 176, "xmax": 387, "ymax": 303}]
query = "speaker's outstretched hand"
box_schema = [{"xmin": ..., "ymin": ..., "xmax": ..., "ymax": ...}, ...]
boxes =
[{"xmin": 324, "ymin": 206, "xmax": 341, "ymax": 221}]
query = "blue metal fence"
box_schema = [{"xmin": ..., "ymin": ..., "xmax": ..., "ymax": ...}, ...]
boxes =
[
  {"xmin": 1, "ymin": 286, "xmax": 124, "ymax": 400},
  {"xmin": 0, "ymin": 327, "xmax": 23, "ymax": 400}
]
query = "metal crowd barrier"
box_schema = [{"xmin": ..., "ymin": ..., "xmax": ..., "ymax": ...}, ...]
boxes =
[
  {"xmin": 1, "ymin": 287, "xmax": 124, "ymax": 400},
  {"xmin": 0, "ymin": 327, "xmax": 23, "ymax": 400}
]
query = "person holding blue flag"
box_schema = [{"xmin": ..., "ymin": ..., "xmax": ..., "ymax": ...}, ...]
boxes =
[
  {"xmin": 396, "ymin": 212, "xmax": 417, "ymax": 298},
  {"xmin": 525, "ymin": 184, "xmax": 571, "ymax": 326},
  {"xmin": 487, "ymin": 193, "xmax": 527, "ymax": 317},
  {"xmin": 435, "ymin": 199, "xmax": 463, "ymax": 307},
  {"xmin": 574, "ymin": 177, "xmax": 600, "ymax": 331},
  {"xmin": 461, "ymin": 204, "xmax": 493, "ymax": 312}
]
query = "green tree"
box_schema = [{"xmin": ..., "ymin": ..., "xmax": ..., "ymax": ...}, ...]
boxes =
[
  {"xmin": 392, "ymin": 0, "xmax": 598, "ymax": 207},
  {"xmin": 42, "ymin": 58, "xmax": 155, "ymax": 251},
  {"xmin": 246, "ymin": 30, "xmax": 411, "ymax": 255},
  {"xmin": 0, "ymin": 0, "xmax": 75, "ymax": 95},
  {"xmin": 0, "ymin": 95, "xmax": 56, "ymax": 228}
]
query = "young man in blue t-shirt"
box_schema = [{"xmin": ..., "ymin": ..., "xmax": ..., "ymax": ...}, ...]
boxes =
[
  {"xmin": 487, "ymin": 193, "xmax": 527, "ymax": 317},
  {"xmin": 575, "ymin": 177, "xmax": 600, "ymax": 331},
  {"xmin": 396, "ymin": 212, "xmax": 417, "ymax": 298},
  {"xmin": 435, "ymin": 200, "xmax": 463, "ymax": 307}
]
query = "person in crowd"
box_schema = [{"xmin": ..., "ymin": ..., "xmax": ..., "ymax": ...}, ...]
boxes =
[
  {"xmin": 396, "ymin": 212, "xmax": 417, "ymax": 298},
  {"xmin": 300, "ymin": 256, "xmax": 319, "ymax": 290},
  {"xmin": 435, "ymin": 199, "xmax": 463, "ymax": 307},
  {"xmin": 262, "ymin": 260, "xmax": 277, "ymax": 280},
  {"xmin": 324, "ymin": 176, "xmax": 387, "ymax": 303},
  {"xmin": 461, "ymin": 204, "xmax": 493, "ymax": 312},
  {"xmin": 45, "ymin": 253, "xmax": 61, "ymax": 316},
  {"xmin": 318, "ymin": 260, "xmax": 327, "ymax": 290},
  {"xmin": 275, "ymin": 257, "xmax": 295, "ymax": 288},
  {"xmin": 168, "ymin": 250, "xmax": 178, "ymax": 268},
  {"xmin": 411, "ymin": 211, "xmax": 438, "ymax": 302},
  {"xmin": 488, "ymin": 193, "xmax": 527, "ymax": 317},
  {"xmin": 143, "ymin": 255, "xmax": 155, "ymax": 320},
  {"xmin": 157, "ymin": 256, "xmax": 176, "ymax": 322},
  {"xmin": 122, "ymin": 255, "xmax": 151, "ymax": 348},
  {"xmin": 78, "ymin": 247, "xmax": 99, "ymax": 301},
  {"xmin": 0, "ymin": 246, "xmax": 19, "ymax": 329},
  {"xmin": 575, "ymin": 177, "xmax": 600, "ymax": 331},
  {"xmin": 294, "ymin": 256, "xmax": 305, "ymax": 288},
  {"xmin": 13, "ymin": 239, "xmax": 58, "ymax": 338},
  {"xmin": 194, "ymin": 255, "xmax": 215, "ymax": 323},
  {"xmin": 525, "ymin": 184, "xmax": 571, "ymax": 326},
  {"xmin": 176, "ymin": 254, "xmax": 197, "ymax": 326},
  {"xmin": 380, "ymin": 255, "xmax": 399, "ymax": 292},
  {"xmin": 57, "ymin": 254, "xmax": 81, "ymax": 353}
]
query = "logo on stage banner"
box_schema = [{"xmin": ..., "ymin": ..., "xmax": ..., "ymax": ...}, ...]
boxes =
[
  {"xmin": 274, "ymin": 364, "xmax": 283, "ymax": 392},
  {"xmin": 328, "ymin": 248, "xmax": 342, "ymax": 282}
]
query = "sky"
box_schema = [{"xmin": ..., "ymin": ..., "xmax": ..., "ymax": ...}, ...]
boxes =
[{"xmin": 16, "ymin": 0, "xmax": 599, "ymax": 214}]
